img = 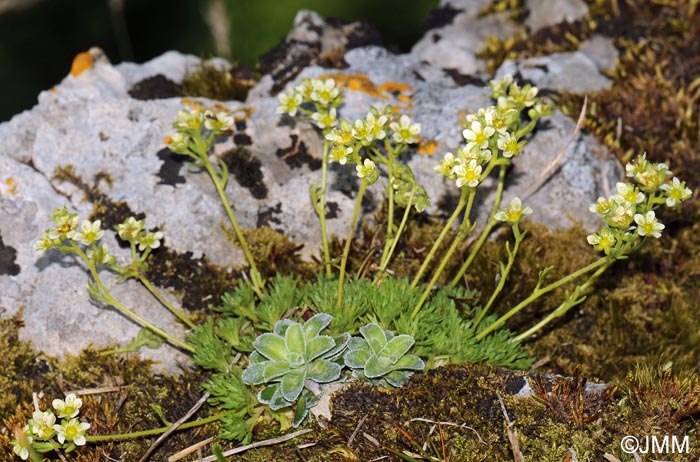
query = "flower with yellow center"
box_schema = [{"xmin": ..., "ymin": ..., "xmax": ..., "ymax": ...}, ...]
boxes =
[
  {"xmin": 389, "ymin": 114, "xmax": 421, "ymax": 144},
  {"xmin": 53, "ymin": 419, "xmax": 91, "ymax": 446},
  {"xmin": 463, "ymin": 120, "xmax": 495, "ymax": 150},
  {"xmin": 661, "ymin": 177, "xmax": 692, "ymax": 207},
  {"xmin": 452, "ymin": 159, "xmax": 482, "ymax": 189},
  {"xmin": 356, "ymin": 159, "xmax": 379, "ymax": 184},
  {"xmin": 277, "ymin": 91, "xmax": 303, "ymax": 117},
  {"xmin": 634, "ymin": 211, "xmax": 664, "ymax": 238},
  {"xmin": 53, "ymin": 393, "xmax": 83, "ymax": 419},
  {"xmin": 587, "ymin": 228, "xmax": 617, "ymax": 254},
  {"xmin": 494, "ymin": 197, "xmax": 533, "ymax": 224}
]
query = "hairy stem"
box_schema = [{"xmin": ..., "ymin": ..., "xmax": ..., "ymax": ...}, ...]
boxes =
[
  {"xmin": 73, "ymin": 243, "xmax": 194, "ymax": 353},
  {"xmin": 513, "ymin": 260, "xmax": 613, "ymax": 342},
  {"xmin": 473, "ymin": 224, "xmax": 524, "ymax": 329},
  {"xmin": 135, "ymin": 275, "xmax": 195, "ymax": 329},
  {"xmin": 450, "ymin": 164, "xmax": 508, "ymax": 287},
  {"xmin": 336, "ymin": 180, "xmax": 368, "ymax": 309},
  {"xmin": 410, "ymin": 188, "xmax": 469, "ymax": 288},
  {"xmin": 86, "ymin": 413, "xmax": 225, "ymax": 442},
  {"xmin": 411, "ymin": 189, "xmax": 476, "ymax": 318},
  {"xmin": 319, "ymin": 139, "xmax": 332, "ymax": 278},
  {"xmin": 475, "ymin": 257, "xmax": 611, "ymax": 341}
]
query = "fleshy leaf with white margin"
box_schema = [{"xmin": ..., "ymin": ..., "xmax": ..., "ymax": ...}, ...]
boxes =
[
  {"xmin": 359, "ymin": 323, "xmax": 387, "ymax": 353},
  {"xmin": 307, "ymin": 359, "xmax": 342, "ymax": 383},
  {"xmin": 378, "ymin": 334, "xmax": 415, "ymax": 363},
  {"xmin": 280, "ymin": 369, "xmax": 306, "ymax": 402},
  {"xmin": 253, "ymin": 333, "xmax": 287, "ymax": 361},
  {"xmin": 303, "ymin": 313, "xmax": 333, "ymax": 339}
]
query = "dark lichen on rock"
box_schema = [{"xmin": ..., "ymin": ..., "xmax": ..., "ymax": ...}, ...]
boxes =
[
  {"xmin": 0, "ymin": 232, "xmax": 20, "ymax": 276},
  {"xmin": 222, "ymin": 147, "xmax": 268, "ymax": 199}
]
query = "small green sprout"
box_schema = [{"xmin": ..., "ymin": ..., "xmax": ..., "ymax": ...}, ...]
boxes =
[{"xmin": 343, "ymin": 323, "xmax": 425, "ymax": 387}]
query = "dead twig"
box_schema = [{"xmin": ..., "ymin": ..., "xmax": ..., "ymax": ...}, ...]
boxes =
[
  {"xmin": 167, "ymin": 437, "xmax": 216, "ymax": 462},
  {"xmin": 198, "ymin": 428, "xmax": 313, "ymax": 462},
  {"xmin": 406, "ymin": 417, "xmax": 485, "ymax": 445},
  {"xmin": 139, "ymin": 392, "xmax": 211, "ymax": 462},
  {"xmin": 348, "ymin": 415, "xmax": 368, "ymax": 447},
  {"xmin": 497, "ymin": 392, "xmax": 524, "ymax": 462}
]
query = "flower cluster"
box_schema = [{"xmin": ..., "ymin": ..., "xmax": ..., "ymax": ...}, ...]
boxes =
[
  {"xmin": 277, "ymin": 77, "xmax": 343, "ymax": 130},
  {"xmin": 167, "ymin": 109, "xmax": 233, "ymax": 157},
  {"xmin": 324, "ymin": 106, "xmax": 422, "ymax": 186},
  {"xmin": 13, "ymin": 394, "xmax": 90, "ymax": 460},
  {"xmin": 435, "ymin": 74, "xmax": 548, "ymax": 189},
  {"xmin": 116, "ymin": 216, "xmax": 163, "ymax": 252},
  {"xmin": 587, "ymin": 154, "xmax": 692, "ymax": 255},
  {"xmin": 34, "ymin": 207, "xmax": 114, "ymax": 266}
]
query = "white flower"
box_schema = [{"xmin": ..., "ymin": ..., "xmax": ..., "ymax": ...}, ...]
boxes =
[
  {"xmin": 497, "ymin": 131, "xmax": 523, "ymax": 158},
  {"xmin": 634, "ymin": 211, "xmax": 664, "ymax": 238},
  {"xmin": 606, "ymin": 200, "xmax": 635, "ymax": 228},
  {"xmin": 625, "ymin": 154, "xmax": 650, "ymax": 179},
  {"xmin": 329, "ymin": 145, "xmax": 353, "ymax": 165},
  {"xmin": 294, "ymin": 78, "xmax": 314, "ymax": 100},
  {"xmin": 53, "ymin": 393, "xmax": 83, "ymax": 419},
  {"xmin": 35, "ymin": 231, "xmax": 54, "ymax": 255},
  {"xmin": 204, "ymin": 111, "xmax": 233, "ymax": 133},
  {"xmin": 12, "ymin": 428, "xmax": 32, "ymax": 461},
  {"xmin": 48, "ymin": 207, "xmax": 79, "ymax": 240},
  {"xmin": 462, "ymin": 121, "xmax": 495, "ymax": 150},
  {"xmin": 310, "ymin": 107, "xmax": 338, "ymax": 129},
  {"xmin": 356, "ymin": 158, "xmax": 378, "ymax": 184},
  {"xmin": 310, "ymin": 78, "xmax": 340, "ymax": 105},
  {"xmin": 615, "ymin": 182, "xmax": 645, "ymax": 204},
  {"xmin": 509, "ymin": 82, "xmax": 539, "ymax": 108},
  {"xmin": 452, "ymin": 159, "xmax": 482, "ymax": 188},
  {"xmin": 587, "ymin": 228, "xmax": 617, "ymax": 254},
  {"xmin": 434, "ymin": 152, "xmax": 460, "ymax": 179},
  {"xmin": 277, "ymin": 91, "xmax": 303, "ymax": 117},
  {"xmin": 30, "ymin": 410, "xmax": 56, "ymax": 440},
  {"xmin": 661, "ymin": 177, "xmax": 692, "ymax": 207},
  {"xmin": 589, "ymin": 197, "xmax": 611, "ymax": 215},
  {"xmin": 116, "ymin": 217, "xmax": 145, "ymax": 241},
  {"xmin": 365, "ymin": 111, "xmax": 389, "ymax": 141},
  {"xmin": 173, "ymin": 109, "xmax": 205, "ymax": 132},
  {"xmin": 74, "ymin": 220, "xmax": 104, "ymax": 246},
  {"xmin": 494, "ymin": 197, "xmax": 533, "ymax": 224},
  {"xmin": 136, "ymin": 231, "xmax": 163, "ymax": 251},
  {"xmin": 53, "ymin": 419, "xmax": 91, "ymax": 446},
  {"xmin": 325, "ymin": 120, "xmax": 354, "ymax": 145},
  {"xmin": 390, "ymin": 114, "xmax": 421, "ymax": 144},
  {"xmin": 166, "ymin": 132, "xmax": 189, "ymax": 154}
]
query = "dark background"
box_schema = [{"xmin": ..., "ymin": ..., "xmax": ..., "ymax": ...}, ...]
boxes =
[{"xmin": 0, "ymin": 0, "xmax": 438, "ymax": 122}]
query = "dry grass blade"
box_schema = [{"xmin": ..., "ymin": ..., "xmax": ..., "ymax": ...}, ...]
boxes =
[
  {"xmin": 198, "ymin": 428, "xmax": 313, "ymax": 462},
  {"xmin": 497, "ymin": 392, "xmax": 524, "ymax": 462},
  {"xmin": 168, "ymin": 437, "xmax": 216, "ymax": 462}
]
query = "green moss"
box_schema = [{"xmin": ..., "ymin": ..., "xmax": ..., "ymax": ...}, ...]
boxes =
[
  {"xmin": 180, "ymin": 60, "xmax": 255, "ymax": 102},
  {"xmin": 0, "ymin": 315, "xmax": 217, "ymax": 462}
]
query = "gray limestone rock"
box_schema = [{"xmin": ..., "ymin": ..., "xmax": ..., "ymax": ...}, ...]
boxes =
[
  {"xmin": 496, "ymin": 51, "xmax": 612, "ymax": 93},
  {"xmin": 0, "ymin": 7, "xmax": 621, "ymax": 373},
  {"xmin": 579, "ymin": 35, "xmax": 619, "ymax": 73},
  {"xmin": 412, "ymin": 0, "xmax": 522, "ymax": 78},
  {"xmin": 525, "ymin": 0, "xmax": 589, "ymax": 32}
]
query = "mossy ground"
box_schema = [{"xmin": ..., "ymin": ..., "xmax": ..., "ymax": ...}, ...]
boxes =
[{"xmin": 3, "ymin": 1, "xmax": 700, "ymax": 460}]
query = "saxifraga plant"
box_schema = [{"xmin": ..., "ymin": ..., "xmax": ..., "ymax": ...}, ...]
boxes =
[{"xmin": 22, "ymin": 69, "xmax": 693, "ymax": 461}]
